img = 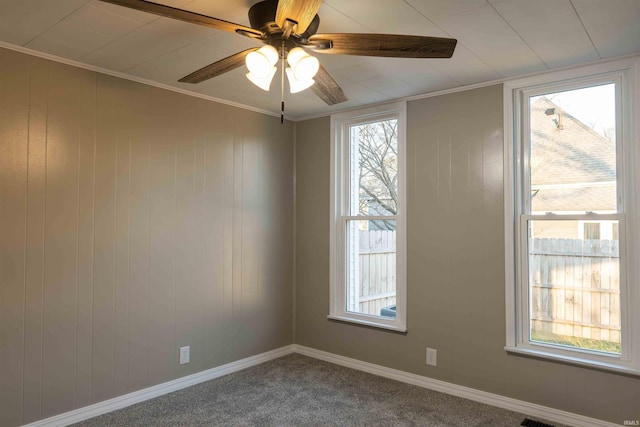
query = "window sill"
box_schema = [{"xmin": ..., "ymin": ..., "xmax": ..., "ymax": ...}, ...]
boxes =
[
  {"xmin": 327, "ymin": 314, "xmax": 407, "ymax": 333},
  {"xmin": 504, "ymin": 345, "xmax": 640, "ymax": 377}
]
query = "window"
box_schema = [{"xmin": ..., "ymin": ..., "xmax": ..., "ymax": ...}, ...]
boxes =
[
  {"xmin": 504, "ymin": 58, "xmax": 640, "ymax": 374},
  {"xmin": 583, "ymin": 222, "xmax": 601, "ymax": 240},
  {"xmin": 580, "ymin": 221, "xmax": 619, "ymax": 241},
  {"xmin": 329, "ymin": 102, "xmax": 406, "ymax": 331}
]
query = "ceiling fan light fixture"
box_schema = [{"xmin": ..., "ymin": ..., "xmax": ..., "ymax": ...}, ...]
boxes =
[
  {"xmin": 286, "ymin": 47, "xmax": 319, "ymax": 81},
  {"xmin": 285, "ymin": 67, "xmax": 315, "ymax": 93},
  {"xmin": 99, "ymin": 0, "xmax": 458, "ymax": 110},
  {"xmin": 246, "ymin": 45, "xmax": 279, "ymax": 78},
  {"xmin": 246, "ymin": 67, "xmax": 277, "ymax": 91}
]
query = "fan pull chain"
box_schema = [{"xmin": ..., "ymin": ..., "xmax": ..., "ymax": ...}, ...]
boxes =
[{"xmin": 280, "ymin": 43, "xmax": 286, "ymax": 124}]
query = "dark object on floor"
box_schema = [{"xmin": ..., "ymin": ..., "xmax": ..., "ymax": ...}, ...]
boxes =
[
  {"xmin": 521, "ymin": 418, "xmax": 555, "ymax": 427},
  {"xmin": 380, "ymin": 304, "xmax": 396, "ymax": 318}
]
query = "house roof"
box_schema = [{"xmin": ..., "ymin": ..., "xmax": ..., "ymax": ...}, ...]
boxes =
[
  {"xmin": 532, "ymin": 185, "xmax": 616, "ymax": 213},
  {"xmin": 529, "ymin": 97, "xmax": 616, "ymax": 213}
]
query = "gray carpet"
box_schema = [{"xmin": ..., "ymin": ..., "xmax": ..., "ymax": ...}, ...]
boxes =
[{"xmin": 72, "ymin": 354, "xmax": 561, "ymax": 427}]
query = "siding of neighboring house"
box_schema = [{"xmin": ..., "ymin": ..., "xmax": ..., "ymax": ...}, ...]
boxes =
[{"xmin": 529, "ymin": 97, "xmax": 617, "ymax": 239}]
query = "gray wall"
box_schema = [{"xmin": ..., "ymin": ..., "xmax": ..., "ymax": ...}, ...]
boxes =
[
  {"xmin": 2, "ymin": 45, "xmax": 639, "ymax": 427},
  {"xmin": 294, "ymin": 84, "xmax": 640, "ymax": 424},
  {"xmin": 0, "ymin": 47, "xmax": 293, "ymax": 427}
]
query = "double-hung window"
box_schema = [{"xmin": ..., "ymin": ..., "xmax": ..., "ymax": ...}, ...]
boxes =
[
  {"xmin": 504, "ymin": 58, "xmax": 640, "ymax": 374},
  {"xmin": 329, "ymin": 102, "xmax": 407, "ymax": 331}
]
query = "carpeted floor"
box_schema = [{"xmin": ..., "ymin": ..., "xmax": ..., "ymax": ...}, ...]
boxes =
[{"xmin": 71, "ymin": 354, "xmax": 562, "ymax": 427}]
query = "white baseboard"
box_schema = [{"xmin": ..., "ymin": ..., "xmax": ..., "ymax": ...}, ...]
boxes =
[
  {"xmin": 292, "ymin": 344, "xmax": 619, "ymax": 427},
  {"xmin": 24, "ymin": 345, "xmax": 295, "ymax": 427},
  {"xmin": 24, "ymin": 343, "xmax": 618, "ymax": 427}
]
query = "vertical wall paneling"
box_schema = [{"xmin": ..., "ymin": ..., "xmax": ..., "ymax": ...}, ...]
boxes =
[
  {"xmin": 174, "ymin": 94, "xmax": 197, "ymax": 376},
  {"xmin": 75, "ymin": 69, "xmax": 97, "ymax": 409},
  {"xmin": 147, "ymin": 87, "xmax": 178, "ymax": 384},
  {"xmin": 0, "ymin": 48, "xmax": 30, "ymax": 427},
  {"xmin": 256, "ymin": 117, "xmax": 272, "ymax": 349},
  {"xmin": 213, "ymin": 99, "xmax": 232, "ymax": 369},
  {"xmin": 0, "ymin": 46, "xmax": 294, "ymax": 427},
  {"xmin": 240, "ymin": 109, "xmax": 260, "ymax": 356},
  {"xmin": 126, "ymin": 83, "xmax": 152, "ymax": 393},
  {"xmin": 220, "ymin": 105, "xmax": 239, "ymax": 366},
  {"xmin": 22, "ymin": 56, "xmax": 49, "ymax": 424},
  {"xmin": 190, "ymin": 99, "xmax": 206, "ymax": 374},
  {"xmin": 40, "ymin": 61, "xmax": 83, "ymax": 418},
  {"xmin": 201, "ymin": 100, "xmax": 221, "ymax": 363},
  {"xmin": 220, "ymin": 105, "xmax": 236, "ymax": 365},
  {"xmin": 113, "ymin": 79, "xmax": 132, "ymax": 397},
  {"xmin": 231, "ymin": 110, "xmax": 244, "ymax": 356},
  {"xmin": 90, "ymin": 74, "xmax": 119, "ymax": 404}
]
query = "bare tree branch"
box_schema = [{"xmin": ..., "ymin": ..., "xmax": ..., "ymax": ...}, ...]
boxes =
[{"xmin": 355, "ymin": 119, "xmax": 399, "ymax": 230}]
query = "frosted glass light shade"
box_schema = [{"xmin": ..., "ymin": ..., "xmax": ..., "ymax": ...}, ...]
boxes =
[
  {"xmin": 286, "ymin": 47, "xmax": 306, "ymax": 67},
  {"xmin": 285, "ymin": 67, "xmax": 314, "ymax": 93},
  {"xmin": 245, "ymin": 45, "xmax": 278, "ymax": 91},
  {"xmin": 246, "ymin": 66, "xmax": 277, "ymax": 91},
  {"xmin": 245, "ymin": 46, "xmax": 319, "ymax": 93},
  {"xmin": 286, "ymin": 47, "xmax": 319, "ymax": 81},
  {"xmin": 246, "ymin": 45, "xmax": 279, "ymax": 78}
]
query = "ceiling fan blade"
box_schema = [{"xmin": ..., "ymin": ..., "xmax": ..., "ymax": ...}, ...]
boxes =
[
  {"xmin": 311, "ymin": 65, "xmax": 348, "ymax": 106},
  {"xmin": 179, "ymin": 48, "xmax": 257, "ymax": 84},
  {"xmin": 308, "ymin": 33, "xmax": 457, "ymax": 58},
  {"xmin": 275, "ymin": 0, "xmax": 323, "ymax": 35},
  {"xmin": 97, "ymin": 0, "xmax": 263, "ymax": 38}
]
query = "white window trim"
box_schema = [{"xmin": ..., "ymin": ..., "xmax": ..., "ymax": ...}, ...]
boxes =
[
  {"xmin": 329, "ymin": 101, "xmax": 407, "ymax": 332},
  {"xmin": 504, "ymin": 56, "xmax": 640, "ymax": 375}
]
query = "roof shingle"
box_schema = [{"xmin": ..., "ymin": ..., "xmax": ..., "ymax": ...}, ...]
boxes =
[{"xmin": 529, "ymin": 97, "xmax": 616, "ymax": 213}]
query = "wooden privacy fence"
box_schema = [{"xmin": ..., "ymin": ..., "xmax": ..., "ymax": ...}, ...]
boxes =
[
  {"xmin": 529, "ymin": 238, "xmax": 620, "ymax": 343},
  {"xmin": 358, "ymin": 229, "xmax": 396, "ymax": 316}
]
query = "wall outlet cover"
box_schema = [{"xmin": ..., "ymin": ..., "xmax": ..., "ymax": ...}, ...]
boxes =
[
  {"xmin": 180, "ymin": 346, "xmax": 190, "ymax": 365},
  {"xmin": 426, "ymin": 348, "xmax": 437, "ymax": 366}
]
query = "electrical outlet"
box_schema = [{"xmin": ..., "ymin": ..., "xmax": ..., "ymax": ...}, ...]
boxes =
[
  {"xmin": 179, "ymin": 346, "xmax": 190, "ymax": 365},
  {"xmin": 426, "ymin": 348, "xmax": 437, "ymax": 366}
]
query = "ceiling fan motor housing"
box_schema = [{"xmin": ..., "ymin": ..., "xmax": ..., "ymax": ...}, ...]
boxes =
[{"xmin": 249, "ymin": 0, "xmax": 320, "ymax": 43}]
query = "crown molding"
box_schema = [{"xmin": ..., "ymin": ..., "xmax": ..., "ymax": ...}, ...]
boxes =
[{"xmin": 0, "ymin": 41, "xmax": 287, "ymax": 120}]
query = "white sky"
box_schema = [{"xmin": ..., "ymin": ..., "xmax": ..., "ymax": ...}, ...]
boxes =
[{"xmin": 532, "ymin": 83, "xmax": 616, "ymax": 140}]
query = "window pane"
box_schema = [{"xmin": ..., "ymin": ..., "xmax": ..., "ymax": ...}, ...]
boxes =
[
  {"xmin": 529, "ymin": 84, "xmax": 617, "ymax": 214},
  {"xmin": 528, "ymin": 219, "xmax": 620, "ymax": 354},
  {"xmin": 350, "ymin": 119, "xmax": 398, "ymax": 216},
  {"xmin": 346, "ymin": 219, "xmax": 396, "ymax": 317}
]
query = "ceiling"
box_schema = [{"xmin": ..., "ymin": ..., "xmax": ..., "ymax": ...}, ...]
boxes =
[{"xmin": 1, "ymin": 0, "xmax": 639, "ymax": 119}]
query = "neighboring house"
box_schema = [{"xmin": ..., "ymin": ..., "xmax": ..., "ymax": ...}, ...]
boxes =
[{"xmin": 529, "ymin": 97, "xmax": 617, "ymax": 240}]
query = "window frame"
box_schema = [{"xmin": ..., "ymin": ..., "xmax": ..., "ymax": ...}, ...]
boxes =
[
  {"xmin": 504, "ymin": 57, "xmax": 640, "ymax": 375},
  {"xmin": 329, "ymin": 101, "xmax": 407, "ymax": 332}
]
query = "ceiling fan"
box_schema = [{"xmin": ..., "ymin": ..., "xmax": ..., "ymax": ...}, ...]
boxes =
[{"xmin": 98, "ymin": 0, "xmax": 457, "ymax": 110}]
